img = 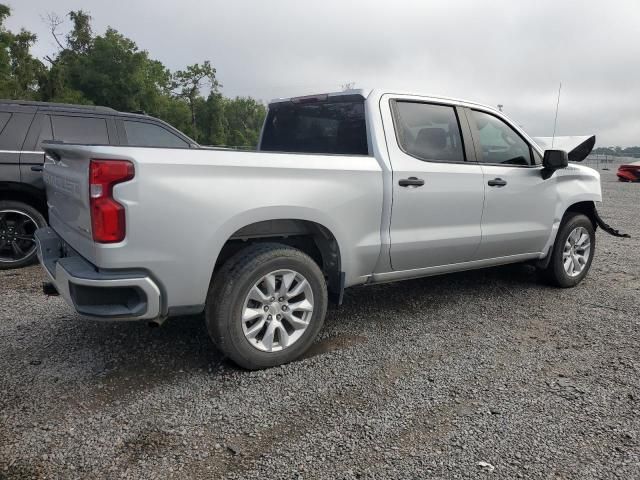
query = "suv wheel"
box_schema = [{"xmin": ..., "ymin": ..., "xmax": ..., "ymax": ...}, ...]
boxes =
[
  {"xmin": 206, "ymin": 243, "xmax": 328, "ymax": 370},
  {"xmin": 0, "ymin": 201, "xmax": 47, "ymax": 270},
  {"xmin": 540, "ymin": 212, "xmax": 595, "ymax": 288}
]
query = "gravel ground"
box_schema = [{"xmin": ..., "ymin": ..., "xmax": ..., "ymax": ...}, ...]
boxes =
[{"xmin": 1, "ymin": 164, "xmax": 639, "ymax": 479}]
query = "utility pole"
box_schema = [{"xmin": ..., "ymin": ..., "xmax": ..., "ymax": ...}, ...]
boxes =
[{"xmin": 497, "ymin": 104, "xmax": 503, "ymax": 112}]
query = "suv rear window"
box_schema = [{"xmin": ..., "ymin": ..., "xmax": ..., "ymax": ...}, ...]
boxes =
[
  {"xmin": 260, "ymin": 97, "xmax": 368, "ymax": 155},
  {"xmin": 123, "ymin": 120, "xmax": 189, "ymax": 148},
  {"xmin": 52, "ymin": 115, "xmax": 110, "ymax": 144}
]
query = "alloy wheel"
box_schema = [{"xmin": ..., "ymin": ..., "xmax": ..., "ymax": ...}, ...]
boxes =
[
  {"xmin": 0, "ymin": 209, "xmax": 38, "ymax": 265},
  {"xmin": 562, "ymin": 226, "xmax": 591, "ymax": 277},
  {"xmin": 241, "ymin": 269, "xmax": 314, "ymax": 352}
]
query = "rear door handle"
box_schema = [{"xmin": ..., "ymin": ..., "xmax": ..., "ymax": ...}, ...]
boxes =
[
  {"xmin": 488, "ymin": 178, "xmax": 507, "ymax": 187},
  {"xmin": 398, "ymin": 177, "xmax": 425, "ymax": 187}
]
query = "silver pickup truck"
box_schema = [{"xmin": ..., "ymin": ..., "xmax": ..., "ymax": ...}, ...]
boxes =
[{"xmin": 35, "ymin": 89, "xmax": 620, "ymax": 369}]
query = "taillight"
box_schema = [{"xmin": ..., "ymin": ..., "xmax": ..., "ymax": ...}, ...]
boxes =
[{"xmin": 89, "ymin": 159, "xmax": 135, "ymax": 243}]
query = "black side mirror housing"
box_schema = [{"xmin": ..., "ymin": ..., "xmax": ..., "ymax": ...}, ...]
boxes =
[{"xmin": 542, "ymin": 149, "xmax": 569, "ymax": 179}]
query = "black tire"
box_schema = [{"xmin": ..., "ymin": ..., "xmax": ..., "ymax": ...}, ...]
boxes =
[
  {"xmin": 206, "ymin": 242, "xmax": 328, "ymax": 370},
  {"xmin": 540, "ymin": 212, "xmax": 596, "ymax": 288},
  {"xmin": 0, "ymin": 201, "xmax": 47, "ymax": 270}
]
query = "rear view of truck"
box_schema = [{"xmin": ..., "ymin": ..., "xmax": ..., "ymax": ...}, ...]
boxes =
[{"xmin": 37, "ymin": 152, "xmax": 162, "ymax": 320}]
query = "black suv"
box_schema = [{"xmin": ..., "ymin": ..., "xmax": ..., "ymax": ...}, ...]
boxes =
[{"xmin": 0, "ymin": 100, "xmax": 197, "ymax": 269}]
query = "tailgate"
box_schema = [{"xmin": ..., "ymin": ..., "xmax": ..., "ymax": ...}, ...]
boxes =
[{"xmin": 42, "ymin": 144, "xmax": 95, "ymax": 261}]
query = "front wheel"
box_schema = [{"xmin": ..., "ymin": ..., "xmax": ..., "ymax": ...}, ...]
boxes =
[
  {"xmin": 206, "ymin": 243, "xmax": 328, "ymax": 370},
  {"xmin": 540, "ymin": 213, "xmax": 596, "ymax": 288},
  {"xmin": 0, "ymin": 201, "xmax": 47, "ymax": 270}
]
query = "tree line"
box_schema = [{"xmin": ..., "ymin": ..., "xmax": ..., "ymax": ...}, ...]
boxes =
[
  {"xmin": 592, "ymin": 146, "xmax": 640, "ymax": 158},
  {"xmin": 0, "ymin": 5, "xmax": 266, "ymax": 147}
]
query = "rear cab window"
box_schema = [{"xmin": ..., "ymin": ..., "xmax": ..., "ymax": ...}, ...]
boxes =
[{"xmin": 260, "ymin": 95, "xmax": 369, "ymax": 155}]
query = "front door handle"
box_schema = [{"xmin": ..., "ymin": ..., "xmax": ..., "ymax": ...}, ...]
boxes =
[
  {"xmin": 399, "ymin": 177, "xmax": 425, "ymax": 187},
  {"xmin": 488, "ymin": 178, "xmax": 507, "ymax": 187},
  {"xmin": 30, "ymin": 165, "xmax": 44, "ymax": 172}
]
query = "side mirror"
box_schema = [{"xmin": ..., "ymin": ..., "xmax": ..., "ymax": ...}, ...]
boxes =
[{"xmin": 542, "ymin": 149, "xmax": 568, "ymax": 179}]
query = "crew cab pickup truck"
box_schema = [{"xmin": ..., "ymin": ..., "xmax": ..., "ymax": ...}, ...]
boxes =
[{"xmin": 35, "ymin": 89, "xmax": 618, "ymax": 369}]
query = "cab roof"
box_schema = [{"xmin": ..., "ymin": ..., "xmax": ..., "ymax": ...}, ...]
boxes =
[{"xmin": 268, "ymin": 88, "xmax": 502, "ymax": 115}]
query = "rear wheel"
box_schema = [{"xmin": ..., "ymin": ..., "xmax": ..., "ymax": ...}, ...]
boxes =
[
  {"xmin": 206, "ymin": 243, "xmax": 328, "ymax": 370},
  {"xmin": 0, "ymin": 201, "xmax": 47, "ymax": 270},
  {"xmin": 540, "ymin": 213, "xmax": 595, "ymax": 288}
]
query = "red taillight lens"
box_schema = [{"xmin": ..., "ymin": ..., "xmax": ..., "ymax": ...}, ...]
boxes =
[{"xmin": 89, "ymin": 159, "xmax": 134, "ymax": 243}]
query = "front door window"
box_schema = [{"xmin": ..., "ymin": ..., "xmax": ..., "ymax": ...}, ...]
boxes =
[{"xmin": 470, "ymin": 110, "xmax": 532, "ymax": 166}]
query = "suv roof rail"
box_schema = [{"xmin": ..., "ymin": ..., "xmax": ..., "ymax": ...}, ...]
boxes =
[{"xmin": 0, "ymin": 99, "xmax": 117, "ymax": 113}]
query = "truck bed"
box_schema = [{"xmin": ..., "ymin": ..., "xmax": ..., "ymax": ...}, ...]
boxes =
[{"xmin": 42, "ymin": 144, "xmax": 384, "ymax": 314}]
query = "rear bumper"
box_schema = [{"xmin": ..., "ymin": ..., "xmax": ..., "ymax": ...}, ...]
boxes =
[{"xmin": 35, "ymin": 227, "xmax": 162, "ymax": 320}]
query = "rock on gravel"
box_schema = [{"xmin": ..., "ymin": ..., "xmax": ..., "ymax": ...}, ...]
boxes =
[{"xmin": 1, "ymin": 163, "xmax": 639, "ymax": 479}]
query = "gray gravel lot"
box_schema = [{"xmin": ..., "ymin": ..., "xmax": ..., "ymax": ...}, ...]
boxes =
[{"xmin": 1, "ymin": 164, "xmax": 639, "ymax": 479}]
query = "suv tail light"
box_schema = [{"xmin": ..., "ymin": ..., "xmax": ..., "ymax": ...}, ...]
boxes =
[{"xmin": 89, "ymin": 159, "xmax": 135, "ymax": 243}]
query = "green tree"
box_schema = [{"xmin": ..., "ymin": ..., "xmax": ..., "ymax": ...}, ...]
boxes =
[
  {"xmin": 40, "ymin": 10, "xmax": 92, "ymax": 102},
  {"xmin": 0, "ymin": 5, "xmax": 14, "ymax": 95},
  {"xmin": 223, "ymin": 96, "xmax": 266, "ymax": 147},
  {"xmin": 2, "ymin": 6, "xmax": 266, "ymax": 148},
  {"xmin": 156, "ymin": 96, "xmax": 192, "ymax": 138},
  {"xmin": 0, "ymin": 4, "xmax": 45, "ymax": 99},
  {"xmin": 199, "ymin": 92, "xmax": 227, "ymax": 145},
  {"xmin": 172, "ymin": 61, "xmax": 219, "ymax": 140},
  {"xmin": 63, "ymin": 28, "xmax": 171, "ymax": 112},
  {"xmin": 66, "ymin": 10, "xmax": 92, "ymax": 53},
  {"xmin": 41, "ymin": 11, "xmax": 172, "ymax": 112}
]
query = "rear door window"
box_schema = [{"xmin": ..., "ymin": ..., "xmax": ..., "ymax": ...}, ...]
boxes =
[
  {"xmin": 123, "ymin": 120, "xmax": 189, "ymax": 148},
  {"xmin": 260, "ymin": 97, "xmax": 369, "ymax": 155},
  {"xmin": 51, "ymin": 115, "xmax": 110, "ymax": 144},
  {"xmin": 391, "ymin": 101, "xmax": 466, "ymax": 162}
]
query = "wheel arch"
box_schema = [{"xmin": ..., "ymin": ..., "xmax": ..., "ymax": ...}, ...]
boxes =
[
  {"xmin": 213, "ymin": 217, "xmax": 345, "ymax": 304},
  {"xmin": 563, "ymin": 200, "xmax": 597, "ymax": 228},
  {"xmin": 539, "ymin": 199, "xmax": 598, "ymax": 268},
  {"xmin": 0, "ymin": 182, "xmax": 47, "ymax": 219}
]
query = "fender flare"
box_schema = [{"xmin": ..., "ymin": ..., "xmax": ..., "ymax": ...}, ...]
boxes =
[{"xmin": 537, "ymin": 203, "xmax": 630, "ymax": 269}]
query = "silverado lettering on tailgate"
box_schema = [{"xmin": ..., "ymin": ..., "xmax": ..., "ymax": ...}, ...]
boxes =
[{"xmin": 43, "ymin": 171, "xmax": 82, "ymax": 199}]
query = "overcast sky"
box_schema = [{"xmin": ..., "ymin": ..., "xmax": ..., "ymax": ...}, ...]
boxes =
[{"xmin": 6, "ymin": 0, "xmax": 640, "ymax": 146}]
